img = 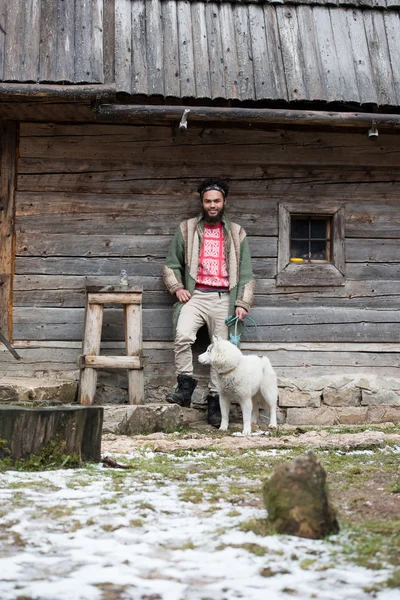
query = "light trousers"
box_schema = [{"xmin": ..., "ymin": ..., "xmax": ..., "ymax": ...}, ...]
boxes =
[{"xmin": 174, "ymin": 290, "xmax": 230, "ymax": 392}]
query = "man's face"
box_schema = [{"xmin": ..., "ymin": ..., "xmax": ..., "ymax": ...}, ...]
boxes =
[{"xmin": 201, "ymin": 190, "xmax": 226, "ymax": 223}]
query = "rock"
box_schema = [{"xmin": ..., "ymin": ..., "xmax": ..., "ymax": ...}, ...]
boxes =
[
  {"xmin": 263, "ymin": 451, "xmax": 339, "ymax": 539},
  {"xmin": 367, "ymin": 405, "xmax": 400, "ymax": 424},
  {"xmin": 0, "ymin": 377, "xmax": 77, "ymax": 404},
  {"xmin": 286, "ymin": 407, "xmax": 337, "ymax": 426},
  {"xmin": 103, "ymin": 403, "xmax": 202, "ymax": 435},
  {"xmin": 279, "ymin": 389, "xmax": 320, "ymax": 408},
  {"xmin": 361, "ymin": 390, "xmax": 400, "ymax": 406},
  {"xmin": 323, "ymin": 388, "xmax": 360, "ymax": 407},
  {"xmin": 335, "ymin": 407, "xmax": 368, "ymax": 425}
]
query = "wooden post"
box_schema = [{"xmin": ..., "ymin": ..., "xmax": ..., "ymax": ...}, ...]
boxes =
[
  {"xmin": 125, "ymin": 303, "xmax": 144, "ymax": 405},
  {"xmin": 0, "ymin": 121, "xmax": 17, "ymax": 339},
  {"xmin": 78, "ymin": 302, "xmax": 104, "ymax": 405}
]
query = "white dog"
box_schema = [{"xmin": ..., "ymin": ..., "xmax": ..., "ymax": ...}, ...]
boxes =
[{"xmin": 198, "ymin": 337, "xmax": 278, "ymax": 435}]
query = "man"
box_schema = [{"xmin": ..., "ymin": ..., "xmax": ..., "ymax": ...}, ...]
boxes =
[{"xmin": 162, "ymin": 178, "xmax": 255, "ymax": 426}]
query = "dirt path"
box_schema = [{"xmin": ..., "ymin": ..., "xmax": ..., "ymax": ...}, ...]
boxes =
[{"xmin": 103, "ymin": 428, "xmax": 400, "ymax": 453}]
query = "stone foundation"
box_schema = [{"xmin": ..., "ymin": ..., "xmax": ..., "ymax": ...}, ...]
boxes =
[{"xmin": 0, "ymin": 374, "xmax": 399, "ymax": 427}]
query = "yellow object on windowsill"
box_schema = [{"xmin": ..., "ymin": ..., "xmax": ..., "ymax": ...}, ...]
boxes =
[{"xmin": 290, "ymin": 258, "xmax": 304, "ymax": 263}]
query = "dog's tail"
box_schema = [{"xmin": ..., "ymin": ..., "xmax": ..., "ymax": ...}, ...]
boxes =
[{"xmin": 259, "ymin": 356, "xmax": 278, "ymax": 407}]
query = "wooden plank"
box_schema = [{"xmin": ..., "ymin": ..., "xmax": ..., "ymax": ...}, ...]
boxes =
[
  {"xmin": 75, "ymin": 0, "xmax": 93, "ymax": 83},
  {"xmin": 78, "ymin": 302, "xmax": 103, "ymax": 404},
  {"xmin": 15, "ymin": 233, "xmax": 276, "ymax": 258},
  {"xmin": 248, "ymin": 5, "xmax": 275, "ymax": 100},
  {"xmin": 161, "ymin": 0, "xmax": 180, "ymax": 98},
  {"xmin": 276, "ymin": 5, "xmax": 307, "ymax": 101},
  {"xmin": 219, "ymin": 3, "xmax": 239, "ymax": 99},
  {"xmin": 191, "ymin": 1, "xmax": 211, "ymax": 99},
  {"xmin": 88, "ymin": 292, "xmax": 142, "ymax": 304},
  {"xmin": 382, "ymin": 11, "xmax": 400, "ymax": 105},
  {"xmin": 295, "ymin": 5, "xmax": 326, "ymax": 101},
  {"xmin": 263, "ymin": 5, "xmax": 288, "ymax": 100},
  {"xmin": 115, "ymin": 0, "xmax": 132, "ymax": 94},
  {"xmin": 21, "ymin": 0, "xmax": 41, "ymax": 82},
  {"xmin": 0, "ymin": 0, "xmax": 5, "ymax": 80},
  {"xmin": 277, "ymin": 263, "xmax": 345, "ymax": 287},
  {"xmin": 145, "ymin": 0, "xmax": 164, "ymax": 95},
  {"xmin": 3, "ymin": 1, "xmax": 24, "ymax": 81},
  {"xmin": 363, "ymin": 9, "xmax": 397, "ymax": 106},
  {"xmin": 39, "ymin": 0, "xmax": 58, "ymax": 82},
  {"xmin": 347, "ymin": 239, "xmax": 400, "ymax": 262},
  {"xmin": 131, "ymin": 0, "xmax": 147, "ymax": 95},
  {"xmin": 313, "ymin": 7, "xmax": 344, "ymax": 102},
  {"xmin": 346, "ymin": 263, "xmax": 400, "ymax": 281},
  {"xmin": 0, "ymin": 122, "xmax": 17, "ymax": 338},
  {"xmin": 103, "ymin": 0, "xmax": 115, "ymax": 83},
  {"xmin": 205, "ymin": 2, "xmax": 225, "ymax": 99},
  {"xmin": 56, "ymin": 0, "xmax": 75, "ymax": 82},
  {"xmin": 232, "ymin": 4, "xmax": 255, "ymax": 101},
  {"xmin": 91, "ymin": 0, "xmax": 104, "ymax": 83},
  {"xmin": 81, "ymin": 355, "xmax": 141, "ymax": 369},
  {"xmin": 346, "ymin": 203, "xmax": 400, "ymax": 239},
  {"xmin": 11, "ymin": 306, "xmax": 400, "ymax": 343},
  {"xmin": 345, "ymin": 9, "xmax": 378, "ymax": 105},
  {"xmin": 328, "ymin": 7, "xmax": 360, "ymax": 103},
  {"xmin": 177, "ymin": 0, "xmax": 195, "ymax": 98},
  {"xmin": 125, "ymin": 303, "xmax": 144, "ymax": 403}
]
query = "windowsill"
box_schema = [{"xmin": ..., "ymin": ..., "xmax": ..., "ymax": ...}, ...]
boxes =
[{"xmin": 276, "ymin": 262, "xmax": 345, "ymax": 287}]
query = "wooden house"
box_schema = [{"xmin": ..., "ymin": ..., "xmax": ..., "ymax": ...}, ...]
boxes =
[{"xmin": 0, "ymin": 0, "xmax": 399, "ymax": 423}]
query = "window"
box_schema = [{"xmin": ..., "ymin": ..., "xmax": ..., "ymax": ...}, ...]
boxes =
[
  {"xmin": 290, "ymin": 216, "xmax": 332, "ymax": 262},
  {"xmin": 277, "ymin": 203, "xmax": 345, "ymax": 287}
]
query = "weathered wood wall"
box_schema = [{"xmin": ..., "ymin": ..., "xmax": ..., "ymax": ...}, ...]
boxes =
[
  {"xmin": 0, "ymin": 0, "xmax": 105, "ymax": 84},
  {"xmin": 1, "ymin": 121, "xmax": 400, "ymax": 382}
]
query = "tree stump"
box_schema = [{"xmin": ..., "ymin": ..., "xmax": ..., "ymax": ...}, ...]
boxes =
[{"xmin": 0, "ymin": 406, "xmax": 103, "ymax": 462}]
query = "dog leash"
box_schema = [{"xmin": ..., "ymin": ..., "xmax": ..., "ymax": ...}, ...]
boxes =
[{"xmin": 224, "ymin": 314, "xmax": 257, "ymax": 346}]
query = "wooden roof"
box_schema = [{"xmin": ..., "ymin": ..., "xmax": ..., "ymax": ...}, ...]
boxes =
[
  {"xmin": 0, "ymin": 0, "xmax": 399, "ymax": 107},
  {"xmin": 115, "ymin": 0, "xmax": 400, "ymax": 106}
]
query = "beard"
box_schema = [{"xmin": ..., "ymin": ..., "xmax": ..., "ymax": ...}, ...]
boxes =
[{"xmin": 202, "ymin": 205, "xmax": 225, "ymax": 224}]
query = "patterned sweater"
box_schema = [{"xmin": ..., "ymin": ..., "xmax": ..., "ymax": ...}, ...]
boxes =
[{"xmin": 163, "ymin": 213, "xmax": 255, "ymax": 334}]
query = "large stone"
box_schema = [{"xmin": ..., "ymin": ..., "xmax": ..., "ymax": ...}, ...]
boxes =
[
  {"xmin": 263, "ymin": 451, "xmax": 339, "ymax": 539},
  {"xmin": 286, "ymin": 407, "xmax": 337, "ymax": 426},
  {"xmin": 0, "ymin": 377, "xmax": 77, "ymax": 404},
  {"xmin": 361, "ymin": 390, "xmax": 400, "ymax": 406},
  {"xmin": 103, "ymin": 403, "xmax": 202, "ymax": 435},
  {"xmin": 367, "ymin": 405, "xmax": 400, "ymax": 424},
  {"xmin": 335, "ymin": 407, "xmax": 368, "ymax": 425},
  {"xmin": 279, "ymin": 389, "xmax": 320, "ymax": 408},
  {"xmin": 323, "ymin": 388, "xmax": 360, "ymax": 407}
]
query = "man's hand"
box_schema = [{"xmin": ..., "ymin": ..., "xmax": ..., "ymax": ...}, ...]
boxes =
[
  {"xmin": 176, "ymin": 289, "xmax": 192, "ymax": 303},
  {"xmin": 235, "ymin": 307, "xmax": 247, "ymax": 320}
]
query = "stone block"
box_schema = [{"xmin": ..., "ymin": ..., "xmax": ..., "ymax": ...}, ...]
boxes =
[
  {"xmin": 367, "ymin": 405, "xmax": 400, "ymax": 424},
  {"xmin": 259, "ymin": 407, "xmax": 286, "ymax": 426},
  {"xmin": 322, "ymin": 388, "xmax": 360, "ymax": 407},
  {"xmin": 0, "ymin": 377, "xmax": 77, "ymax": 404},
  {"xmin": 286, "ymin": 407, "xmax": 337, "ymax": 426},
  {"xmin": 335, "ymin": 407, "xmax": 368, "ymax": 425},
  {"xmin": 361, "ymin": 390, "xmax": 400, "ymax": 406},
  {"xmin": 103, "ymin": 404, "xmax": 202, "ymax": 435},
  {"xmin": 279, "ymin": 389, "xmax": 320, "ymax": 408}
]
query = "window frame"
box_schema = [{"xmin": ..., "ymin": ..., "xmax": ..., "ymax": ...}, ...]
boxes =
[{"xmin": 277, "ymin": 202, "xmax": 345, "ymax": 287}]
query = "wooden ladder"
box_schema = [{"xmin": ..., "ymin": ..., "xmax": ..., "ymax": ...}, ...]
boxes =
[{"xmin": 78, "ymin": 285, "xmax": 144, "ymax": 405}]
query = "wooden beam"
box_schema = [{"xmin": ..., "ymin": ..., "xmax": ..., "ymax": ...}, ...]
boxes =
[
  {"xmin": 95, "ymin": 104, "xmax": 400, "ymax": 129},
  {"xmin": 0, "ymin": 83, "xmax": 116, "ymax": 101},
  {"xmin": 79, "ymin": 355, "xmax": 141, "ymax": 369},
  {"xmin": 0, "ymin": 121, "xmax": 17, "ymax": 339}
]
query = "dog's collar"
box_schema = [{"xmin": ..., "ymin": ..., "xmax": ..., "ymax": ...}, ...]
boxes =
[{"xmin": 219, "ymin": 367, "xmax": 236, "ymax": 375}]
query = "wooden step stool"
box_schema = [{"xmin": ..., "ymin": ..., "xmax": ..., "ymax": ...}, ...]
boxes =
[{"xmin": 78, "ymin": 285, "xmax": 144, "ymax": 405}]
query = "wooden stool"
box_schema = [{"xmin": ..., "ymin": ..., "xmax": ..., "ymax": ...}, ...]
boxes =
[{"xmin": 78, "ymin": 285, "xmax": 144, "ymax": 405}]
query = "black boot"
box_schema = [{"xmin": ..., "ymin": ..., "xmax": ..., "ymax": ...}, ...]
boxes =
[
  {"xmin": 207, "ymin": 393, "xmax": 222, "ymax": 428},
  {"xmin": 166, "ymin": 375, "xmax": 197, "ymax": 408}
]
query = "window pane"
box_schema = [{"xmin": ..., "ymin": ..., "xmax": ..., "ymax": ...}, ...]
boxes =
[
  {"xmin": 310, "ymin": 240, "xmax": 327, "ymax": 260},
  {"xmin": 290, "ymin": 240, "xmax": 309, "ymax": 259},
  {"xmin": 291, "ymin": 218, "xmax": 309, "ymax": 238},
  {"xmin": 311, "ymin": 219, "xmax": 327, "ymax": 239}
]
